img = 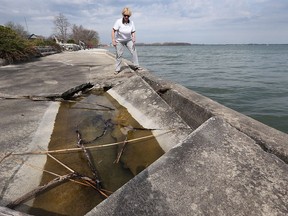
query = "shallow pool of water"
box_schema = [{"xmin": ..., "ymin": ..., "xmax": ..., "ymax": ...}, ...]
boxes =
[{"xmin": 27, "ymin": 89, "xmax": 164, "ymax": 216}]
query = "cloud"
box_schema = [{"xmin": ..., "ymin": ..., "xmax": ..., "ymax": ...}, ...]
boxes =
[{"xmin": 0, "ymin": 0, "xmax": 288, "ymax": 44}]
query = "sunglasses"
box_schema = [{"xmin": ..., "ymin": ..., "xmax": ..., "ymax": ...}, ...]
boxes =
[{"xmin": 123, "ymin": 14, "xmax": 130, "ymax": 18}]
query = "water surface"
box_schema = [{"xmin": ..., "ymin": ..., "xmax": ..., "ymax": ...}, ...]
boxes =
[{"xmin": 107, "ymin": 44, "xmax": 288, "ymax": 133}]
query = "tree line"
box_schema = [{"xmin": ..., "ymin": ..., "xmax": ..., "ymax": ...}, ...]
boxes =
[
  {"xmin": 0, "ymin": 13, "xmax": 100, "ymax": 64},
  {"xmin": 53, "ymin": 13, "xmax": 99, "ymax": 48},
  {"xmin": 3, "ymin": 13, "xmax": 99, "ymax": 48}
]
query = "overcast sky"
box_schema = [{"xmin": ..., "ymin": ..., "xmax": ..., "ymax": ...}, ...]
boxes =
[{"xmin": 1, "ymin": 0, "xmax": 288, "ymax": 44}]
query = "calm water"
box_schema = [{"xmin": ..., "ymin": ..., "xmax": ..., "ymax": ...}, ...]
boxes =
[
  {"xmin": 29, "ymin": 90, "xmax": 163, "ymax": 216},
  {"xmin": 107, "ymin": 45, "xmax": 288, "ymax": 134}
]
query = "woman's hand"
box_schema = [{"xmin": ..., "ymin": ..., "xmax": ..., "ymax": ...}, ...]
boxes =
[
  {"xmin": 132, "ymin": 32, "xmax": 136, "ymax": 44},
  {"xmin": 112, "ymin": 39, "xmax": 117, "ymax": 46},
  {"xmin": 111, "ymin": 29, "xmax": 117, "ymax": 46}
]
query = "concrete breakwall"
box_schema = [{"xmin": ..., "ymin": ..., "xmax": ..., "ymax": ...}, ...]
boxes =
[
  {"xmin": 0, "ymin": 49, "xmax": 287, "ymax": 215},
  {"xmin": 139, "ymin": 71, "xmax": 288, "ymax": 163},
  {"xmin": 87, "ymin": 66, "xmax": 288, "ymax": 215}
]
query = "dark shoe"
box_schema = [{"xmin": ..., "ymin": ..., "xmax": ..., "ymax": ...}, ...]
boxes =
[{"xmin": 135, "ymin": 66, "xmax": 143, "ymax": 71}]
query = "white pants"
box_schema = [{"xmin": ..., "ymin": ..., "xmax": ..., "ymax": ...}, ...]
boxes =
[{"xmin": 115, "ymin": 40, "xmax": 139, "ymax": 71}]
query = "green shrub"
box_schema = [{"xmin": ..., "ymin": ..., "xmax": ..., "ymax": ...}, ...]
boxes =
[
  {"xmin": 29, "ymin": 38, "xmax": 62, "ymax": 53},
  {"xmin": 0, "ymin": 25, "xmax": 37, "ymax": 63},
  {"xmin": 67, "ymin": 39, "xmax": 75, "ymax": 44}
]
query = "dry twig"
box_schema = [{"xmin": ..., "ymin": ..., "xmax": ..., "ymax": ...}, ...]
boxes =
[
  {"xmin": 12, "ymin": 130, "xmax": 174, "ymax": 156},
  {"xmin": 114, "ymin": 136, "xmax": 128, "ymax": 164}
]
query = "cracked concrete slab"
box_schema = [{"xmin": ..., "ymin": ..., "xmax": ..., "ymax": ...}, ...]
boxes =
[
  {"xmin": 0, "ymin": 49, "xmax": 135, "ymax": 212},
  {"xmin": 108, "ymin": 75, "xmax": 194, "ymax": 152},
  {"xmin": 1, "ymin": 49, "xmax": 287, "ymax": 216},
  {"xmin": 86, "ymin": 117, "xmax": 288, "ymax": 216}
]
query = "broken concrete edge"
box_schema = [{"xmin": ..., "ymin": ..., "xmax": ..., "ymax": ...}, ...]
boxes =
[
  {"xmin": 135, "ymin": 70, "xmax": 288, "ymax": 164},
  {"xmin": 2, "ymin": 51, "xmax": 287, "ymax": 214},
  {"xmin": 0, "ymin": 206, "xmax": 32, "ymax": 216},
  {"xmin": 83, "ymin": 55, "xmax": 287, "ymax": 163},
  {"xmin": 107, "ymin": 75, "xmax": 194, "ymax": 152},
  {"xmin": 85, "ymin": 64, "xmax": 288, "ymax": 215},
  {"xmin": 0, "ymin": 83, "xmax": 99, "ymax": 102},
  {"xmin": 86, "ymin": 116, "xmax": 288, "ymax": 216},
  {"xmin": 60, "ymin": 82, "xmax": 94, "ymax": 99}
]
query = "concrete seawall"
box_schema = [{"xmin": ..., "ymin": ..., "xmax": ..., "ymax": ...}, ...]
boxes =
[
  {"xmin": 87, "ymin": 53, "xmax": 288, "ymax": 215},
  {"xmin": 0, "ymin": 49, "xmax": 287, "ymax": 215},
  {"xmin": 139, "ymin": 71, "xmax": 288, "ymax": 163}
]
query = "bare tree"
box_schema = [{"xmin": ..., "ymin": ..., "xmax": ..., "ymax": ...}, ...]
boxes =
[
  {"xmin": 5, "ymin": 22, "xmax": 29, "ymax": 39},
  {"xmin": 53, "ymin": 13, "xmax": 70, "ymax": 43},
  {"xmin": 71, "ymin": 24, "xmax": 99, "ymax": 48}
]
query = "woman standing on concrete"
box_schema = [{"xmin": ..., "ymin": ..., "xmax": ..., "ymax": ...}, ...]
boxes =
[{"xmin": 111, "ymin": 7, "xmax": 140, "ymax": 74}]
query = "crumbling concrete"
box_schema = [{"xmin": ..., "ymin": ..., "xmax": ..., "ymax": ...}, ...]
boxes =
[
  {"xmin": 0, "ymin": 49, "xmax": 135, "ymax": 210},
  {"xmin": 87, "ymin": 117, "xmax": 287, "ymax": 216},
  {"xmin": 0, "ymin": 49, "xmax": 287, "ymax": 215},
  {"xmin": 86, "ymin": 62, "xmax": 288, "ymax": 215},
  {"xmin": 107, "ymin": 75, "xmax": 194, "ymax": 152}
]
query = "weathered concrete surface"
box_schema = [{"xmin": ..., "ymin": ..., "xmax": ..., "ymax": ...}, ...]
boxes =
[
  {"xmin": 0, "ymin": 206, "xmax": 31, "ymax": 215},
  {"xmin": 0, "ymin": 49, "xmax": 136, "ymax": 210},
  {"xmin": 86, "ymin": 117, "xmax": 288, "ymax": 216},
  {"xmin": 86, "ymin": 60, "xmax": 288, "ymax": 215},
  {"xmin": 1, "ymin": 49, "xmax": 287, "ymax": 216},
  {"xmin": 108, "ymin": 75, "xmax": 194, "ymax": 152}
]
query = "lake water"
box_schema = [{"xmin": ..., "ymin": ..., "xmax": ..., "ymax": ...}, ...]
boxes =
[{"xmin": 106, "ymin": 44, "xmax": 288, "ymax": 134}]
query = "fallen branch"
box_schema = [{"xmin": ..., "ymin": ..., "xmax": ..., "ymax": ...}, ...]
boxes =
[
  {"xmin": 38, "ymin": 147, "xmax": 106, "ymax": 194},
  {"xmin": 114, "ymin": 136, "xmax": 128, "ymax": 164},
  {"xmin": 76, "ymin": 130, "xmax": 102, "ymax": 189},
  {"xmin": 23, "ymin": 156, "xmax": 107, "ymax": 196},
  {"xmin": 6, "ymin": 172, "xmax": 79, "ymax": 209}
]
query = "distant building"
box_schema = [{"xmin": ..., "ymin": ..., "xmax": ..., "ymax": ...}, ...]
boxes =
[{"xmin": 28, "ymin": 34, "xmax": 45, "ymax": 40}]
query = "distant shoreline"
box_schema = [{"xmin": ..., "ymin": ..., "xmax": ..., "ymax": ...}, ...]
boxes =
[
  {"xmin": 135, "ymin": 43, "xmax": 288, "ymax": 46},
  {"xmin": 100, "ymin": 43, "xmax": 288, "ymax": 48},
  {"xmin": 136, "ymin": 42, "xmax": 192, "ymax": 46}
]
